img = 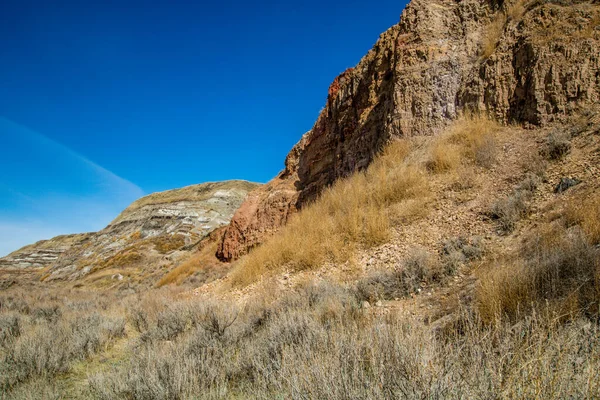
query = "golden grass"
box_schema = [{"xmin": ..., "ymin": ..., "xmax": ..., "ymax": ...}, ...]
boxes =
[
  {"xmin": 565, "ymin": 193, "xmax": 600, "ymax": 245},
  {"xmin": 506, "ymin": 0, "xmax": 528, "ymax": 21},
  {"xmin": 150, "ymin": 234, "xmax": 186, "ymax": 254},
  {"xmin": 480, "ymin": 0, "xmax": 530, "ymax": 59},
  {"xmin": 477, "ymin": 215, "xmax": 600, "ymax": 324},
  {"xmin": 230, "ymin": 116, "xmax": 501, "ymax": 286},
  {"xmin": 156, "ymin": 242, "xmax": 220, "ymax": 287},
  {"xmin": 91, "ymin": 249, "xmax": 142, "ymax": 274},
  {"xmin": 427, "ymin": 116, "xmax": 500, "ymax": 173},
  {"xmin": 230, "ymin": 139, "xmax": 430, "ymax": 286},
  {"xmin": 480, "ymin": 13, "xmax": 507, "ymax": 59}
]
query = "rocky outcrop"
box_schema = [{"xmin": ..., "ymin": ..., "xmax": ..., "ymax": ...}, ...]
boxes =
[
  {"xmin": 0, "ymin": 234, "xmax": 92, "ymax": 270},
  {"xmin": 0, "ymin": 181, "xmax": 259, "ymax": 281},
  {"xmin": 218, "ymin": 0, "xmax": 600, "ymax": 261}
]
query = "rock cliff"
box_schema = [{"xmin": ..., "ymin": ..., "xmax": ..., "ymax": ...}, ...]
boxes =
[
  {"xmin": 218, "ymin": 0, "xmax": 600, "ymax": 261},
  {"xmin": 0, "ymin": 181, "xmax": 259, "ymax": 282}
]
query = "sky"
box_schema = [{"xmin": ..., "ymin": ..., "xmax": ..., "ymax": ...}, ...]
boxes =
[{"xmin": 0, "ymin": 0, "xmax": 407, "ymax": 256}]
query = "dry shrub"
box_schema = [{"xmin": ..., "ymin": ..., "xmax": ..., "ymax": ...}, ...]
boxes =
[
  {"xmin": 231, "ymin": 139, "xmax": 430, "ymax": 286},
  {"xmin": 356, "ymin": 249, "xmax": 441, "ymax": 302},
  {"xmin": 491, "ymin": 173, "xmax": 542, "ymax": 233},
  {"xmin": 0, "ymin": 291, "xmax": 127, "ymax": 395},
  {"xmin": 89, "ymin": 280, "xmax": 600, "ymax": 400},
  {"xmin": 0, "ymin": 313, "xmax": 21, "ymax": 347},
  {"xmin": 541, "ymin": 130, "xmax": 572, "ymax": 160},
  {"xmin": 441, "ymin": 236, "xmax": 484, "ymax": 274},
  {"xmin": 477, "ymin": 222, "xmax": 600, "ymax": 323}
]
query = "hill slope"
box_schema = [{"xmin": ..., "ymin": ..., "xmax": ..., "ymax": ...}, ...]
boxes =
[
  {"xmin": 217, "ymin": 0, "xmax": 600, "ymax": 261},
  {"xmin": 0, "ymin": 180, "xmax": 259, "ymax": 288}
]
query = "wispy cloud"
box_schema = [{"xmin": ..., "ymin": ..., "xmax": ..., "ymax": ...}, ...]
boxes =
[{"xmin": 0, "ymin": 117, "xmax": 145, "ymax": 256}]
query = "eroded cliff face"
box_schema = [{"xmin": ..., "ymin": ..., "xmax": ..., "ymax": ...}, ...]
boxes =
[
  {"xmin": 0, "ymin": 181, "xmax": 259, "ymax": 283},
  {"xmin": 218, "ymin": 0, "xmax": 600, "ymax": 261}
]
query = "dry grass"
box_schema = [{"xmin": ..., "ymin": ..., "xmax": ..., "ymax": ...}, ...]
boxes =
[
  {"xmin": 0, "ymin": 291, "xmax": 126, "ymax": 395},
  {"xmin": 427, "ymin": 116, "xmax": 500, "ymax": 173},
  {"xmin": 149, "ymin": 234, "xmax": 186, "ymax": 254},
  {"xmin": 478, "ymin": 204, "xmax": 600, "ymax": 323},
  {"xmin": 479, "ymin": 0, "xmax": 530, "ymax": 60},
  {"xmin": 231, "ymin": 117, "xmax": 499, "ymax": 286},
  {"xmin": 230, "ymin": 139, "xmax": 430, "ymax": 286},
  {"xmin": 91, "ymin": 248, "xmax": 142, "ymax": 273},
  {"xmin": 156, "ymin": 242, "xmax": 223, "ymax": 287},
  {"xmin": 87, "ymin": 281, "xmax": 600, "ymax": 400},
  {"xmin": 565, "ymin": 193, "xmax": 600, "ymax": 245},
  {"xmin": 480, "ymin": 13, "xmax": 507, "ymax": 59}
]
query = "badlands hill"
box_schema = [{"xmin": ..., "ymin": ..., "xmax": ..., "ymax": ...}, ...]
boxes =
[
  {"xmin": 0, "ymin": 180, "xmax": 259, "ymax": 289},
  {"xmin": 0, "ymin": 0, "xmax": 599, "ymax": 398}
]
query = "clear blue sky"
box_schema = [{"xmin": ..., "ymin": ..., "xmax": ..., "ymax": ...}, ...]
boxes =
[{"xmin": 0, "ymin": 0, "xmax": 407, "ymax": 256}]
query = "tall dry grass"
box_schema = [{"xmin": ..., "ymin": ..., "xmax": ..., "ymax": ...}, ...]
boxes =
[
  {"xmin": 478, "ymin": 193, "xmax": 600, "ymax": 323},
  {"xmin": 230, "ymin": 139, "xmax": 430, "ymax": 286},
  {"xmin": 427, "ymin": 116, "xmax": 500, "ymax": 173},
  {"xmin": 480, "ymin": 0, "xmax": 530, "ymax": 60}
]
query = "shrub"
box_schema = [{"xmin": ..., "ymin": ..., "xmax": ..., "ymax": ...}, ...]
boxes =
[
  {"xmin": 541, "ymin": 130, "xmax": 571, "ymax": 160},
  {"xmin": 491, "ymin": 174, "xmax": 540, "ymax": 233},
  {"xmin": 491, "ymin": 190, "xmax": 530, "ymax": 232},
  {"xmin": 88, "ymin": 279, "xmax": 600, "ymax": 400},
  {"xmin": 356, "ymin": 249, "xmax": 441, "ymax": 302},
  {"xmin": 441, "ymin": 236, "xmax": 484, "ymax": 274},
  {"xmin": 0, "ymin": 313, "xmax": 21, "ymax": 347},
  {"xmin": 477, "ymin": 223, "xmax": 600, "ymax": 323}
]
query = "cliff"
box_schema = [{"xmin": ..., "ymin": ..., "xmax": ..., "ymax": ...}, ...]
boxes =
[{"xmin": 218, "ymin": 0, "xmax": 600, "ymax": 261}]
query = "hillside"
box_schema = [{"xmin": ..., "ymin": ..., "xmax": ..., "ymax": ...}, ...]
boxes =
[
  {"xmin": 0, "ymin": 0, "xmax": 599, "ymax": 398},
  {"xmin": 0, "ymin": 180, "xmax": 259, "ymax": 289},
  {"xmin": 218, "ymin": 0, "xmax": 600, "ymax": 261}
]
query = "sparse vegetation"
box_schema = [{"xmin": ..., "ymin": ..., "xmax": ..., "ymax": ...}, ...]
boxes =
[
  {"xmin": 231, "ymin": 139, "xmax": 430, "ymax": 285},
  {"xmin": 0, "ymin": 292, "xmax": 126, "ymax": 395},
  {"xmin": 156, "ymin": 242, "xmax": 225, "ymax": 288},
  {"xmin": 481, "ymin": 13, "xmax": 507, "ymax": 59},
  {"xmin": 150, "ymin": 234, "xmax": 186, "ymax": 254},
  {"xmin": 83, "ymin": 280, "xmax": 600, "ymax": 400},
  {"xmin": 478, "ymin": 193, "xmax": 600, "ymax": 323},
  {"xmin": 541, "ymin": 130, "xmax": 572, "ymax": 160},
  {"xmin": 356, "ymin": 249, "xmax": 441, "ymax": 302},
  {"xmin": 480, "ymin": 0, "xmax": 530, "ymax": 59},
  {"xmin": 491, "ymin": 172, "xmax": 543, "ymax": 233}
]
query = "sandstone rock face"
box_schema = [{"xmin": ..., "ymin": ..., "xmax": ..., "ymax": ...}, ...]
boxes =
[
  {"xmin": 0, "ymin": 181, "xmax": 259, "ymax": 281},
  {"xmin": 218, "ymin": 0, "xmax": 600, "ymax": 261}
]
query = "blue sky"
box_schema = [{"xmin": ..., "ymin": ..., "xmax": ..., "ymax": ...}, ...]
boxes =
[{"xmin": 0, "ymin": 0, "xmax": 407, "ymax": 256}]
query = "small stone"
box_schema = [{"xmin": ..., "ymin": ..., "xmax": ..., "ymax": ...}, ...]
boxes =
[
  {"xmin": 375, "ymin": 300, "xmax": 383, "ymax": 307},
  {"xmin": 362, "ymin": 301, "xmax": 371, "ymax": 309},
  {"xmin": 554, "ymin": 177, "xmax": 581, "ymax": 193}
]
